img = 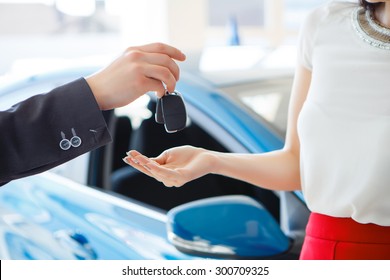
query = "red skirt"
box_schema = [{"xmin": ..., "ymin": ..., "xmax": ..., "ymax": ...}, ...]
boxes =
[{"xmin": 300, "ymin": 213, "xmax": 390, "ymax": 260}]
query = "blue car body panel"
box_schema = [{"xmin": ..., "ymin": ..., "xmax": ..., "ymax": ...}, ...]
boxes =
[{"xmin": 0, "ymin": 173, "xmax": 197, "ymax": 259}]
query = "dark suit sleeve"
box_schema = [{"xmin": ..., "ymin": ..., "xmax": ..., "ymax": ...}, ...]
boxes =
[{"xmin": 0, "ymin": 78, "xmax": 112, "ymax": 185}]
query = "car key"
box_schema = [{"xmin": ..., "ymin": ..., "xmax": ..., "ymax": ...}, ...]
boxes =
[
  {"xmin": 155, "ymin": 90, "xmax": 187, "ymax": 133},
  {"xmin": 161, "ymin": 91, "xmax": 187, "ymax": 133}
]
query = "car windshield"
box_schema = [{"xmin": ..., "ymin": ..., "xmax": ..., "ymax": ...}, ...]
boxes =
[{"xmin": 196, "ymin": 44, "xmax": 295, "ymax": 139}]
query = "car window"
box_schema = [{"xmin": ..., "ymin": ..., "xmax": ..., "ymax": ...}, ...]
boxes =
[{"xmin": 218, "ymin": 77, "xmax": 293, "ymax": 137}]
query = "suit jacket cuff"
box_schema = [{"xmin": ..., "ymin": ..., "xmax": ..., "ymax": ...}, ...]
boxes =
[{"xmin": 0, "ymin": 78, "xmax": 112, "ymax": 185}]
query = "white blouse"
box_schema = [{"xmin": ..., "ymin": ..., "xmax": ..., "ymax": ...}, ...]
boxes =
[{"xmin": 297, "ymin": 1, "xmax": 390, "ymax": 225}]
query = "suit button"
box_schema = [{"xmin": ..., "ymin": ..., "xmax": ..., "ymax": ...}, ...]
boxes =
[
  {"xmin": 60, "ymin": 139, "xmax": 71, "ymax": 150},
  {"xmin": 70, "ymin": 136, "xmax": 81, "ymax": 147}
]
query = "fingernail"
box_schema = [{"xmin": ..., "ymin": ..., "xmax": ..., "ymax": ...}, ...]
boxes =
[{"xmin": 122, "ymin": 157, "xmax": 128, "ymax": 164}]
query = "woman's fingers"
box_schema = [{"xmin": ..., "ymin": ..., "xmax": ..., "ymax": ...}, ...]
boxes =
[
  {"xmin": 143, "ymin": 161, "xmax": 184, "ymax": 187},
  {"xmin": 123, "ymin": 155, "xmax": 154, "ymax": 178},
  {"xmin": 124, "ymin": 150, "xmax": 184, "ymax": 187}
]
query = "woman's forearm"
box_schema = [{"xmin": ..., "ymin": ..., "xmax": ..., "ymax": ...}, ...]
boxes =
[{"xmin": 206, "ymin": 149, "xmax": 301, "ymax": 191}]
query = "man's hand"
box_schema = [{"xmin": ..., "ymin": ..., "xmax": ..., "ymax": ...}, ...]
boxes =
[{"xmin": 86, "ymin": 42, "xmax": 186, "ymax": 110}]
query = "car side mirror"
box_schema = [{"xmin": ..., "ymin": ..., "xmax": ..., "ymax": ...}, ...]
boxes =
[{"xmin": 166, "ymin": 195, "xmax": 291, "ymax": 259}]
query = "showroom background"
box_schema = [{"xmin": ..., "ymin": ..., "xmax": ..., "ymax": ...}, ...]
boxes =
[{"xmin": 0, "ymin": 0, "xmax": 327, "ymax": 77}]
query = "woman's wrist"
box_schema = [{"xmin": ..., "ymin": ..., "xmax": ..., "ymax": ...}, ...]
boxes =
[{"xmin": 202, "ymin": 149, "xmax": 223, "ymax": 175}]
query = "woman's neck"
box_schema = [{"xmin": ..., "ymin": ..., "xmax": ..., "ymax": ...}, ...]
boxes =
[{"xmin": 375, "ymin": 3, "xmax": 390, "ymax": 28}]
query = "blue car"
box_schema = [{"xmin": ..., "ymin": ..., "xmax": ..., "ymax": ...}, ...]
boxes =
[{"xmin": 0, "ymin": 61, "xmax": 309, "ymax": 259}]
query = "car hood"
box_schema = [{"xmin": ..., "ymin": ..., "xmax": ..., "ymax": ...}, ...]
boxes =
[{"xmin": 0, "ymin": 172, "xmax": 197, "ymax": 260}]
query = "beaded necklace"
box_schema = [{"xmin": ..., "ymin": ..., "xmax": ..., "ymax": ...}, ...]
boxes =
[{"xmin": 352, "ymin": 7, "xmax": 390, "ymax": 50}]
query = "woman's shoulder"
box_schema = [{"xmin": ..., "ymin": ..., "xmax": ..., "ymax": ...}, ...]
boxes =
[
  {"xmin": 297, "ymin": 1, "xmax": 358, "ymax": 69},
  {"xmin": 326, "ymin": 1, "xmax": 359, "ymax": 16},
  {"xmin": 302, "ymin": 1, "xmax": 358, "ymax": 32}
]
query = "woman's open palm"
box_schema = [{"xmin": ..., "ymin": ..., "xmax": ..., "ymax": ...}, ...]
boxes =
[{"xmin": 124, "ymin": 145, "xmax": 211, "ymax": 187}]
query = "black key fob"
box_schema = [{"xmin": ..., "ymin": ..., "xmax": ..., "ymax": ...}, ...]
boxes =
[
  {"xmin": 155, "ymin": 97, "xmax": 165, "ymax": 124},
  {"xmin": 161, "ymin": 91, "xmax": 187, "ymax": 133}
]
